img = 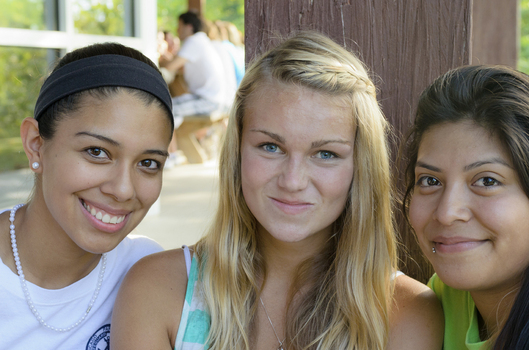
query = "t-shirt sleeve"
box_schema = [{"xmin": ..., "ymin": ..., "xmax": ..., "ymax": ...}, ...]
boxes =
[
  {"xmin": 427, "ymin": 273, "xmax": 443, "ymax": 302},
  {"xmin": 121, "ymin": 234, "xmax": 164, "ymax": 268}
]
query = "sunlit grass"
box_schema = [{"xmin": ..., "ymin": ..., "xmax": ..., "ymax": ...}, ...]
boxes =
[{"xmin": 0, "ymin": 137, "xmax": 28, "ymax": 172}]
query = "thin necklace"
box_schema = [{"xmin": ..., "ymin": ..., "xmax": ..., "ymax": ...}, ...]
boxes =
[
  {"xmin": 9, "ymin": 204, "xmax": 107, "ymax": 332},
  {"xmin": 259, "ymin": 296, "xmax": 287, "ymax": 350}
]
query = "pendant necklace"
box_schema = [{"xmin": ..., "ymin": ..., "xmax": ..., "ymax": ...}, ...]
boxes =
[
  {"xmin": 9, "ymin": 204, "xmax": 107, "ymax": 332},
  {"xmin": 260, "ymin": 296, "xmax": 287, "ymax": 350}
]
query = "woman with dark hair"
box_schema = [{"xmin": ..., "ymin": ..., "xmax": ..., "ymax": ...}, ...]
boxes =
[
  {"xmin": 0, "ymin": 42, "xmax": 174, "ymax": 348},
  {"xmin": 402, "ymin": 65, "xmax": 529, "ymax": 349}
]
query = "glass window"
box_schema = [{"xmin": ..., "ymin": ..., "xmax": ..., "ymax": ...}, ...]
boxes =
[
  {"xmin": 72, "ymin": 0, "xmax": 130, "ymax": 36},
  {"xmin": 0, "ymin": 0, "xmax": 48, "ymax": 30},
  {"xmin": 0, "ymin": 46, "xmax": 55, "ymax": 138}
]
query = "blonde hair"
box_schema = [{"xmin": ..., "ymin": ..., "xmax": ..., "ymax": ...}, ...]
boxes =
[{"xmin": 195, "ymin": 31, "xmax": 397, "ymax": 350}]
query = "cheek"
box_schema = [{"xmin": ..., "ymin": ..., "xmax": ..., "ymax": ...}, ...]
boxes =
[
  {"xmin": 408, "ymin": 195, "xmax": 429, "ymax": 241},
  {"xmin": 317, "ymin": 164, "xmax": 354, "ymax": 203},
  {"xmin": 240, "ymin": 147, "xmax": 273, "ymax": 194},
  {"xmin": 136, "ymin": 175, "xmax": 164, "ymax": 205}
]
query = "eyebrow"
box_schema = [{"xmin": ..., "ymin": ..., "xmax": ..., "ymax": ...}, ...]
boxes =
[
  {"xmin": 311, "ymin": 139, "xmax": 352, "ymax": 148},
  {"xmin": 416, "ymin": 158, "xmax": 512, "ymax": 173},
  {"xmin": 463, "ymin": 158, "xmax": 512, "ymax": 171},
  {"xmin": 251, "ymin": 129, "xmax": 351, "ymax": 148},
  {"xmin": 76, "ymin": 131, "xmax": 169, "ymax": 158},
  {"xmin": 415, "ymin": 161, "xmax": 441, "ymax": 172},
  {"xmin": 76, "ymin": 131, "xmax": 120, "ymax": 146},
  {"xmin": 250, "ymin": 129, "xmax": 285, "ymax": 144}
]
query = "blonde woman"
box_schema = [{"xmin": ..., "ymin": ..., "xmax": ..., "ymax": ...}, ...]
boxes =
[{"xmin": 111, "ymin": 32, "xmax": 443, "ymax": 350}]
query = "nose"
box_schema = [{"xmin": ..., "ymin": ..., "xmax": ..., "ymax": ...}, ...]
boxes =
[
  {"xmin": 277, "ymin": 156, "xmax": 309, "ymax": 192},
  {"xmin": 100, "ymin": 163, "xmax": 136, "ymax": 202},
  {"xmin": 433, "ymin": 183, "xmax": 472, "ymax": 225}
]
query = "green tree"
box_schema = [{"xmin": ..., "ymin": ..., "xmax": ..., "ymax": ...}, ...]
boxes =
[
  {"xmin": 0, "ymin": 0, "xmax": 46, "ymax": 30},
  {"xmin": 520, "ymin": 0, "xmax": 529, "ymax": 74},
  {"xmin": 73, "ymin": 0, "xmax": 125, "ymax": 36},
  {"xmin": 157, "ymin": 0, "xmax": 244, "ymax": 34}
]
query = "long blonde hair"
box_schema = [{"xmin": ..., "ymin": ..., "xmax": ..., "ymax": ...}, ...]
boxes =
[{"xmin": 195, "ymin": 31, "xmax": 397, "ymax": 350}]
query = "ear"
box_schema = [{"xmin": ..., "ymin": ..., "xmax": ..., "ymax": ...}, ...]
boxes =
[{"xmin": 20, "ymin": 118, "xmax": 44, "ymax": 173}]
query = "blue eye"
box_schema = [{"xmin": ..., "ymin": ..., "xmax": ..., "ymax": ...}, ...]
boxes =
[
  {"xmin": 263, "ymin": 143, "xmax": 279, "ymax": 153},
  {"xmin": 316, "ymin": 150, "xmax": 336, "ymax": 159}
]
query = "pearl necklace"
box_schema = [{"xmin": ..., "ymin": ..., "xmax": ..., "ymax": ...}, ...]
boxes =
[{"xmin": 9, "ymin": 204, "xmax": 107, "ymax": 332}]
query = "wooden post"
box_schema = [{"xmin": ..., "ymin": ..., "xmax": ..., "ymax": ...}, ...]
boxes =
[
  {"xmin": 188, "ymin": 0, "xmax": 204, "ymax": 15},
  {"xmin": 245, "ymin": 0, "xmax": 517, "ymax": 282},
  {"xmin": 472, "ymin": 0, "xmax": 518, "ymax": 66}
]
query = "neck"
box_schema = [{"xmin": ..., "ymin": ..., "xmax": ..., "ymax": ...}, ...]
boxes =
[
  {"xmin": 6, "ymin": 200, "xmax": 101, "ymax": 289},
  {"xmin": 259, "ymin": 227, "xmax": 330, "ymax": 280},
  {"xmin": 470, "ymin": 282, "xmax": 521, "ymax": 339}
]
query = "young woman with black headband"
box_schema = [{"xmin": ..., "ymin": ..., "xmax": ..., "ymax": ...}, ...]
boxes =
[{"xmin": 0, "ymin": 42, "xmax": 174, "ymax": 349}]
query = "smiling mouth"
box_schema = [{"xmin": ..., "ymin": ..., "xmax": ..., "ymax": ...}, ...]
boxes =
[
  {"xmin": 81, "ymin": 201, "xmax": 126, "ymax": 224},
  {"xmin": 432, "ymin": 239, "xmax": 487, "ymax": 253}
]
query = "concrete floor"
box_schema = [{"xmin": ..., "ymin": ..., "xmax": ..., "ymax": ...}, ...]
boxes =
[{"xmin": 0, "ymin": 162, "xmax": 219, "ymax": 250}]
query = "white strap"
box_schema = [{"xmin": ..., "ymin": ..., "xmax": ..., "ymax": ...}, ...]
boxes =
[
  {"xmin": 391, "ymin": 270, "xmax": 404, "ymax": 280},
  {"xmin": 182, "ymin": 245, "xmax": 192, "ymax": 278}
]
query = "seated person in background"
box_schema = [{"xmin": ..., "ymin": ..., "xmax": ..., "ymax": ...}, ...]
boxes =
[
  {"xmin": 216, "ymin": 20, "xmax": 245, "ymax": 87},
  {"xmin": 161, "ymin": 11, "xmax": 226, "ymax": 130},
  {"xmin": 223, "ymin": 21, "xmax": 246, "ymax": 86},
  {"xmin": 203, "ymin": 19, "xmax": 237, "ymax": 113},
  {"xmin": 158, "ymin": 30, "xmax": 180, "ymax": 67}
]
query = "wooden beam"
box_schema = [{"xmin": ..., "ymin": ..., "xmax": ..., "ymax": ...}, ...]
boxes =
[
  {"xmin": 188, "ymin": 0, "xmax": 204, "ymax": 15},
  {"xmin": 471, "ymin": 0, "xmax": 518, "ymax": 67}
]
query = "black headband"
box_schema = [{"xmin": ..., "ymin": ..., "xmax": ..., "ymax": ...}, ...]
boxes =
[{"xmin": 34, "ymin": 54, "xmax": 173, "ymax": 126}]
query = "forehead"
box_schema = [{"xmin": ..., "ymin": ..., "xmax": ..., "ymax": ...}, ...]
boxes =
[
  {"xmin": 244, "ymin": 81, "xmax": 354, "ymax": 130},
  {"xmin": 417, "ymin": 121, "xmax": 510, "ymax": 165},
  {"xmin": 52, "ymin": 91, "xmax": 171, "ymax": 144}
]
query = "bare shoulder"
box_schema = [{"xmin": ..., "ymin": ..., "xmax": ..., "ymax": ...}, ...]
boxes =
[
  {"xmin": 387, "ymin": 274, "xmax": 444, "ymax": 350},
  {"xmin": 110, "ymin": 248, "xmax": 190, "ymax": 350},
  {"xmin": 124, "ymin": 247, "xmax": 188, "ymax": 287}
]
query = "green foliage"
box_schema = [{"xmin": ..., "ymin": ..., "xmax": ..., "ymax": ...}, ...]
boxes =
[
  {"xmin": 0, "ymin": 0, "xmax": 46, "ymax": 30},
  {"xmin": 157, "ymin": 0, "xmax": 244, "ymax": 34},
  {"xmin": 520, "ymin": 0, "xmax": 529, "ymax": 74},
  {"xmin": 0, "ymin": 47, "xmax": 48, "ymax": 139},
  {"xmin": 73, "ymin": 0, "xmax": 125, "ymax": 36},
  {"xmin": 204, "ymin": 0, "xmax": 244, "ymax": 33},
  {"xmin": 157, "ymin": 0, "xmax": 187, "ymax": 34},
  {"xmin": 0, "ymin": 137, "xmax": 27, "ymax": 172}
]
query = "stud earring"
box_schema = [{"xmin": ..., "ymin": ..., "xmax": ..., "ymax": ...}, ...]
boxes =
[
  {"xmin": 432, "ymin": 246, "xmax": 436, "ymax": 254},
  {"xmin": 31, "ymin": 162, "xmax": 40, "ymax": 170}
]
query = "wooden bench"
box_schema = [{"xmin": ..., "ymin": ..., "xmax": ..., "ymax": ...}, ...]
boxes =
[{"xmin": 175, "ymin": 111, "xmax": 227, "ymax": 164}]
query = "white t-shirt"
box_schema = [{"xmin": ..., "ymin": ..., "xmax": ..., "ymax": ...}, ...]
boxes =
[
  {"xmin": 211, "ymin": 40, "xmax": 237, "ymax": 110},
  {"xmin": 0, "ymin": 234, "xmax": 162, "ymax": 349},
  {"xmin": 178, "ymin": 32, "xmax": 226, "ymax": 104}
]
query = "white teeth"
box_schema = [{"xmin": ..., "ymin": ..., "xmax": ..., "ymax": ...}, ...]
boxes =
[{"xmin": 82, "ymin": 201, "xmax": 125, "ymax": 225}]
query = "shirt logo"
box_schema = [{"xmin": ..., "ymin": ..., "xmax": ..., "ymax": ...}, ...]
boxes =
[{"xmin": 86, "ymin": 324, "xmax": 110, "ymax": 350}]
